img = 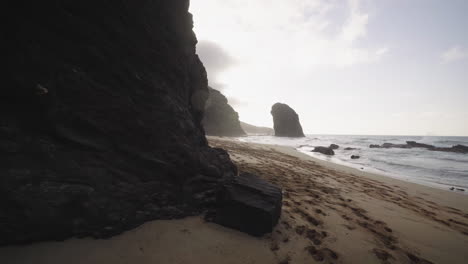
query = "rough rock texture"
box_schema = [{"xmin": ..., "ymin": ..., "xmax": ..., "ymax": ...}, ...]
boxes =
[
  {"xmin": 212, "ymin": 172, "xmax": 283, "ymax": 236},
  {"xmin": 202, "ymin": 88, "xmax": 246, "ymax": 137},
  {"xmin": 1, "ymin": 0, "xmax": 242, "ymax": 245},
  {"xmin": 312, "ymin": 147, "xmax": 335, "ymax": 156},
  {"xmin": 271, "ymin": 103, "xmax": 305, "ymax": 137},
  {"xmin": 240, "ymin": 121, "xmax": 274, "ymax": 135}
]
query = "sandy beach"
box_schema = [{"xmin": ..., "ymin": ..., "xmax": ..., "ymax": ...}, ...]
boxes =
[{"xmin": 1, "ymin": 137, "xmax": 467, "ymax": 264}]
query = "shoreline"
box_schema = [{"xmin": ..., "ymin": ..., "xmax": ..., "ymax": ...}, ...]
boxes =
[
  {"xmin": 1, "ymin": 137, "xmax": 467, "ymax": 264},
  {"xmin": 237, "ymin": 135, "xmax": 468, "ymax": 194}
]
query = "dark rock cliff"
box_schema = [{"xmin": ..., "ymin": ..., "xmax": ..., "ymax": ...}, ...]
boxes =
[
  {"xmin": 271, "ymin": 103, "xmax": 305, "ymax": 137},
  {"xmin": 1, "ymin": 0, "xmax": 240, "ymax": 245},
  {"xmin": 202, "ymin": 88, "xmax": 246, "ymax": 137}
]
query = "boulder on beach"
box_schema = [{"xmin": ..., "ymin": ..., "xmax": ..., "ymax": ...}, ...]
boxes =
[
  {"xmin": 271, "ymin": 103, "xmax": 305, "ymax": 137},
  {"xmin": 329, "ymin": 144, "xmax": 340, "ymax": 150},
  {"xmin": 312, "ymin": 146, "xmax": 335, "ymax": 156},
  {"xmin": 212, "ymin": 172, "xmax": 283, "ymax": 236}
]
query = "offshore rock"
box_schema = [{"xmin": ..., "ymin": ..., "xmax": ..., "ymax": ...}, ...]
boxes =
[{"xmin": 271, "ymin": 103, "xmax": 305, "ymax": 137}]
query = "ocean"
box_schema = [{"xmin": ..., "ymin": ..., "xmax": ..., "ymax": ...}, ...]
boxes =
[{"xmin": 237, "ymin": 135, "xmax": 468, "ymax": 193}]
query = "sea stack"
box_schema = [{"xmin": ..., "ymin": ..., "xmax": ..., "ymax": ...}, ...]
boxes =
[
  {"xmin": 271, "ymin": 103, "xmax": 305, "ymax": 137},
  {"xmin": 203, "ymin": 87, "xmax": 246, "ymax": 137}
]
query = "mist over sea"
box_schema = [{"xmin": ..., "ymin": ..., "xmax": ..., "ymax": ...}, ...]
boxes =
[{"xmin": 238, "ymin": 135, "xmax": 468, "ymax": 192}]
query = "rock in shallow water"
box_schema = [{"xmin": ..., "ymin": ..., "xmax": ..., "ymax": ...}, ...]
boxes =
[
  {"xmin": 212, "ymin": 172, "xmax": 283, "ymax": 236},
  {"xmin": 312, "ymin": 147, "xmax": 335, "ymax": 156}
]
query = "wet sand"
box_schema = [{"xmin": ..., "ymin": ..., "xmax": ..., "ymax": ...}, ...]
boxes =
[{"xmin": 1, "ymin": 137, "xmax": 467, "ymax": 264}]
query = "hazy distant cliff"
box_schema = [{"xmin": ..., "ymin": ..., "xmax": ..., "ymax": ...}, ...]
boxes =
[
  {"xmin": 203, "ymin": 88, "xmax": 246, "ymax": 137},
  {"xmin": 240, "ymin": 122, "xmax": 274, "ymax": 135},
  {"xmin": 1, "ymin": 0, "xmax": 239, "ymax": 244}
]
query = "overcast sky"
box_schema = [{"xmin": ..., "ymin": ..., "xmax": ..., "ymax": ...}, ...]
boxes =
[{"xmin": 190, "ymin": 0, "xmax": 468, "ymax": 136}]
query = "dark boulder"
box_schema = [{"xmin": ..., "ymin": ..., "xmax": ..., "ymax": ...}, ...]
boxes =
[
  {"xmin": 351, "ymin": 155, "xmax": 360, "ymax": 159},
  {"xmin": 370, "ymin": 144, "xmax": 381, "ymax": 148},
  {"xmin": 329, "ymin": 144, "xmax": 340, "ymax": 150},
  {"xmin": 271, "ymin": 103, "xmax": 305, "ymax": 137},
  {"xmin": 202, "ymin": 88, "xmax": 246, "ymax": 137},
  {"xmin": 344, "ymin": 147, "xmax": 359, "ymax": 150},
  {"xmin": 312, "ymin": 147, "xmax": 335, "ymax": 156},
  {"xmin": 212, "ymin": 172, "xmax": 283, "ymax": 236}
]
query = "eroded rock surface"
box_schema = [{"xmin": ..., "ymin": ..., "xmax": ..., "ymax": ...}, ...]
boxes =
[
  {"xmin": 1, "ymin": 0, "xmax": 246, "ymax": 245},
  {"xmin": 271, "ymin": 103, "xmax": 305, "ymax": 137}
]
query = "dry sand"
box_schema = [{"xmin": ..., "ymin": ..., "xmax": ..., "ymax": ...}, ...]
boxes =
[{"xmin": 1, "ymin": 137, "xmax": 467, "ymax": 264}]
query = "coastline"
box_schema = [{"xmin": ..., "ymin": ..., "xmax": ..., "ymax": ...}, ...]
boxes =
[{"xmin": 1, "ymin": 137, "xmax": 467, "ymax": 264}]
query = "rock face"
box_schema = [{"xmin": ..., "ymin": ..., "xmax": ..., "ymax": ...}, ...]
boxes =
[
  {"xmin": 271, "ymin": 103, "xmax": 305, "ymax": 137},
  {"xmin": 212, "ymin": 172, "xmax": 282, "ymax": 236},
  {"xmin": 240, "ymin": 121, "xmax": 274, "ymax": 135},
  {"xmin": 202, "ymin": 88, "xmax": 246, "ymax": 137},
  {"xmin": 0, "ymin": 0, "xmax": 281, "ymax": 245},
  {"xmin": 312, "ymin": 147, "xmax": 335, "ymax": 156}
]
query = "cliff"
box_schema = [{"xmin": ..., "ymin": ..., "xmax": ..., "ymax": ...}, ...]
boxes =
[
  {"xmin": 271, "ymin": 103, "xmax": 305, "ymax": 137},
  {"xmin": 1, "ymin": 0, "xmax": 239, "ymax": 245},
  {"xmin": 202, "ymin": 88, "xmax": 246, "ymax": 137},
  {"xmin": 240, "ymin": 122, "xmax": 274, "ymax": 135}
]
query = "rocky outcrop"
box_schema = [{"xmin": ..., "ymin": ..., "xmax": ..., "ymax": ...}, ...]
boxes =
[
  {"xmin": 369, "ymin": 142, "xmax": 468, "ymax": 154},
  {"xmin": 1, "ymin": 0, "xmax": 280, "ymax": 245},
  {"xmin": 329, "ymin": 144, "xmax": 340, "ymax": 150},
  {"xmin": 312, "ymin": 147, "xmax": 335, "ymax": 156},
  {"xmin": 212, "ymin": 172, "xmax": 282, "ymax": 236},
  {"xmin": 202, "ymin": 88, "xmax": 246, "ymax": 137},
  {"xmin": 271, "ymin": 103, "xmax": 305, "ymax": 137},
  {"xmin": 240, "ymin": 121, "xmax": 274, "ymax": 135}
]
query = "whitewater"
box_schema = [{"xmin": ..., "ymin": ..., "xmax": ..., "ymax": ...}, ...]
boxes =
[{"xmin": 237, "ymin": 135, "xmax": 468, "ymax": 193}]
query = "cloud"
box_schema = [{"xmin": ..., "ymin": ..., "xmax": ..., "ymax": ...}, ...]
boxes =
[
  {"xmin": 196, "ymin": 41, "xmax": 236, "ymax": 89},
  {"xmin": 441, "ymin": 46, "xmax": 468, "ymax": 63},
  {"xmin": 227, "ymin": 96, "xmax": 248, "ymax": 107},
  {"xmin": 191, "ymin": 0, "xmax": 386, "ymax": 70}
]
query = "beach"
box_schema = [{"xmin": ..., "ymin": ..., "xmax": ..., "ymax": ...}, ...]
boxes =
[{"xmin": 1, "ymin": 137, "xmax": 467, "ymax": 264}]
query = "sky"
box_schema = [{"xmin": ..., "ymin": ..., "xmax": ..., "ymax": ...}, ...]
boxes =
[{"xmin": 190, "ymin": 0, "xmax": 468, "ymax": 136}]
